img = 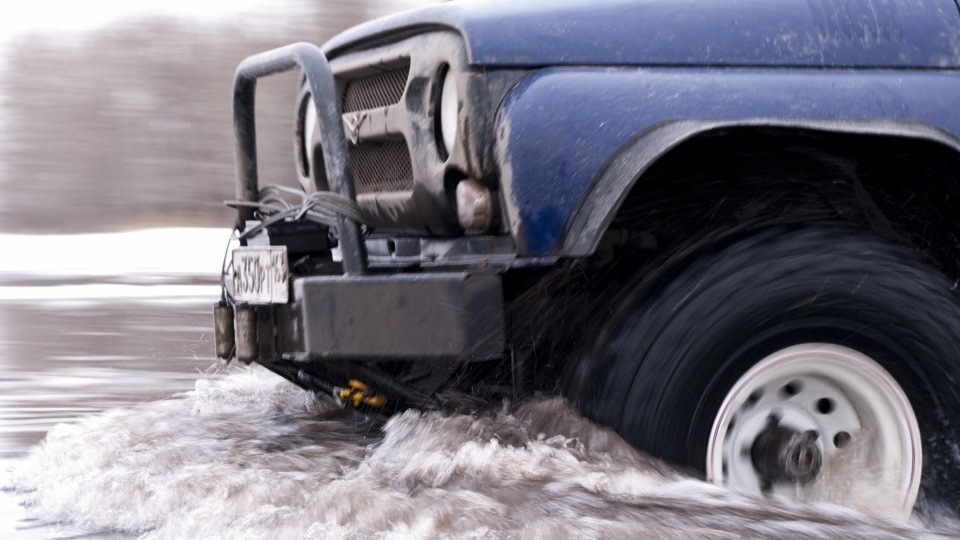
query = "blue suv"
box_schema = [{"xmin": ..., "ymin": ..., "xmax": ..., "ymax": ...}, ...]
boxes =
[{"xmin": 214, "ymin": 0, "xmax": 960, "ymax": 518}]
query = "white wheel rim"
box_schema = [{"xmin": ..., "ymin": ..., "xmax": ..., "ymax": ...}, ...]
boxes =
[{"xmin": 706, "ymin": 344, "xmax": 922, "ymax": 518}]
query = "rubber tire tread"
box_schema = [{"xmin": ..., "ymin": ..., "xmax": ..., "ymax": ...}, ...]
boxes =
[{"xmin": 584, "ymin": 223, "xmax": 960, "ymax": 515}]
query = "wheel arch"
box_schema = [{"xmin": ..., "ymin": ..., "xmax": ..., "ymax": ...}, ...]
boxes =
[{"xmin": 559, "ymin": 120, "xmax": 960, "ymax": 272}]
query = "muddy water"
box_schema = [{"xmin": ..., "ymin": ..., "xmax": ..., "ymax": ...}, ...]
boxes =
[{"xmin": 2, "ymin": 287, "xmax": 960, "ymax": 538}]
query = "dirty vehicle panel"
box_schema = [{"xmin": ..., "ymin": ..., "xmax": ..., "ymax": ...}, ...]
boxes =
[{"xmin": 215, "ymin": 0, "xmax": 960, "ymax": 519}]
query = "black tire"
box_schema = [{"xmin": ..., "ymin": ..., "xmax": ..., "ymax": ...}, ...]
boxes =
[{"xmin": 581, "ymin": 223, "xmax": 960, "ymax": 518}]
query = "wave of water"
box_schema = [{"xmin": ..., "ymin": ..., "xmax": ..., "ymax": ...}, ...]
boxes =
[{"xmin": 6, "ymin": 368, "xmax": 959, "ymax": 539}]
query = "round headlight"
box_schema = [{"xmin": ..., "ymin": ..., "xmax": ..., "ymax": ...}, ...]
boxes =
[
  {"xmin": 295, "ymin": 87, "xmax": 323, "ymax": 192},
  {"xmin": 302, "ymin": 97, "xmax": 318, "ymax": 172},
  {"xmin": 439, "ymin": 67, "xmax": 458, "ymax": 157}
]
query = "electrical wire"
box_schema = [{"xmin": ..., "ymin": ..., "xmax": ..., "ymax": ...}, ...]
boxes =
[
  {"xmin": 225, "ymin": 184, "xmax": 368, "ymax": 241},
  {"xmin": 221, "ymin": 184, "xmax": 369, "ymax": 305},
  {"xmin": 219, "ymin": 228, "xmax": 239, "ymax": 304}
]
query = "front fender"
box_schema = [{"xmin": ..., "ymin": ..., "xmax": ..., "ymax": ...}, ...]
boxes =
[{"xmin": 493, "ymin": 68, "xmax": 960, "ymax": 256}]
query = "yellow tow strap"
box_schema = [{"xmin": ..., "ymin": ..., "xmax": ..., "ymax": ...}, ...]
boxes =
[{"xmin": 338, "ymin": 379, "xmax": 387, "ymax": 408}]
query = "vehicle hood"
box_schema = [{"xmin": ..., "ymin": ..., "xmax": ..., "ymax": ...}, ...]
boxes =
[{"xmin": 324, "ymin": 0, "xmax": 960, "ymax": 68}]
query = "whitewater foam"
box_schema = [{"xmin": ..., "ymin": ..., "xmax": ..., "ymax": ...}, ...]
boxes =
[{"xmin": 8, "ymin": 368, "xmax": 957, "ymax": 539}]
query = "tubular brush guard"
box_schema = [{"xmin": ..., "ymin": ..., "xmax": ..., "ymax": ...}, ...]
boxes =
[{"xmin": 232, "ymin": 42, "xmax": 367, "ymax": 275}]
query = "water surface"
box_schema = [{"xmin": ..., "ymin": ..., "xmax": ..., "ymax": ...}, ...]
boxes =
[{"xmin": 2, "ymin": 278, "xmax": 959, "ymax": 538}]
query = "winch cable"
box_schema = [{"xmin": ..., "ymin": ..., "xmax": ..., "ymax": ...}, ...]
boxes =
[
  {"xmin": 225, "ymin": 184, "xmax": 368, "ymax": 241},
  {"xmin": 221, "ymin": 185, "xmax": 370, "ymax": 303}
]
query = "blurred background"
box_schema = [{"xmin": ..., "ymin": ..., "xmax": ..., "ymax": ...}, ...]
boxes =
[
  {"xmin": 0, "ymin": 0, "xmax": 432, "ymax": 234},
  {"xmin": 0, "ymin": 4, "xmax": 437, "ymax": 535}
]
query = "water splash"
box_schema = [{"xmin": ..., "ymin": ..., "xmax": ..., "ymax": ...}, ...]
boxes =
[{"xmin": 9, "ymin": 369, "xmax": 958, "ymax": 539}]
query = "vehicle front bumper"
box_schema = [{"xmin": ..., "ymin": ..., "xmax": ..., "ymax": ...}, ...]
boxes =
[
  {"xmin": 215, "ymin": 271, "xmax": 505, "ymax": 363},
  {"xmin": 216, "ymin": 43, "xmax": 505, "ymax": 365}
]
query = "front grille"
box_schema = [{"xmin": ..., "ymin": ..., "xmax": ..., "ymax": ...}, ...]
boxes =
[
  {"xmin": 341, "ymin": 61, "xmax": 409, "ymax": 113},
  {"xmin": 348, "ymin": 139, "xmax": 414, "ymax": 194},
  {"xmin": 339, "ymin": 61, "xmax": 412, "ymax": 195}
]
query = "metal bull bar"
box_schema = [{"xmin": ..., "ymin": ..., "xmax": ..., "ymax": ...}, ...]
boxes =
[
  {"xmin": 224, "ymin": 43, "xmax": 506, "ymax": 367},
  {"xmin": 232, "ymin": 42, "xmax": 368, "ymax": 275}
]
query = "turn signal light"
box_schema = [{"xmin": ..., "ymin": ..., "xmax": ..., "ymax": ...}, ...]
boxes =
[{"xmin": 456, "ymin": 178, "xmax": 493, "ymax": 233}]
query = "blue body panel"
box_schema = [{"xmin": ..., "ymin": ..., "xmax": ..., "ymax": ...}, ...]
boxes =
[
  {"xmin": 494, "ymin": 68, "xmax": 960, "ymax": 254},
  {"xmin": 326, "ymin": 0, "xmax": 960, "ymax": 68},
  {"xmin": 323, "ymin": 0, "xmax": 960, "ymax": 256}
]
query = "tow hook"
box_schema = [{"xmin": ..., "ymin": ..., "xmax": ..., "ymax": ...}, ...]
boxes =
[{"xmin": 336, "ymin": 379, "xmax": 388, "ymax": 408}]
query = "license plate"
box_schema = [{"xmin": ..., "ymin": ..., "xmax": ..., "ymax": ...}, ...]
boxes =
[{"xmin": 232, "ymin": 246, "xmax": 289, "ymax": 304}]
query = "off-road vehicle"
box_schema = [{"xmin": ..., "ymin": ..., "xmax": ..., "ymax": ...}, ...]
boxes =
[{"xmin": 214, "ymin": 0, "xmax": 960, "ymax": 518}]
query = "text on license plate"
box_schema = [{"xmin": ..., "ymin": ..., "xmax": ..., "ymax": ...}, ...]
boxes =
[{"xmin": 232, "ymin": 246, "xmax": 289, "ymax": 304}]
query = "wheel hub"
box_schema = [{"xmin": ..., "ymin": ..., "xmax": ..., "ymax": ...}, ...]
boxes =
[{"xmin": 751, "ymin": 419, "xmax": 822, "ymax": 485}]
